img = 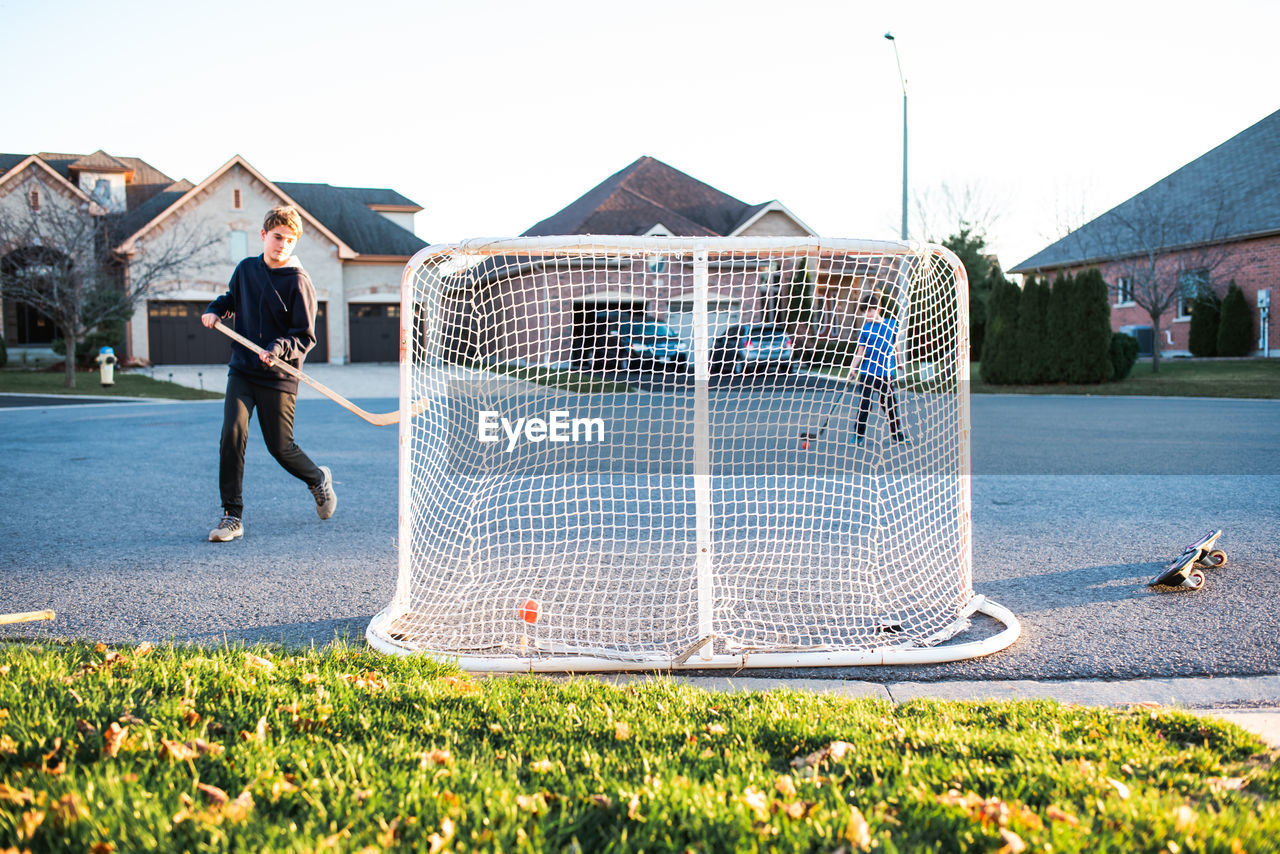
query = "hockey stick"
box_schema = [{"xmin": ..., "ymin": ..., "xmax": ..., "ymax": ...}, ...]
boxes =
[
  {"xmin": 0, "ymin": 609, "xmax": 55, "ymax": 625},
  {"xmin": 212, "ymin": 321, "xmax": 420, "ymax": 427},
  {"xmin": 799, "ymin": 372, "xmax": 860, "ymax": 445}
]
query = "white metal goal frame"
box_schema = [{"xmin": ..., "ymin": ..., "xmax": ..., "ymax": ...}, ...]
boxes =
[{"xmin": 367, "ymin": 236, "xmax": 1020, "ymax": 671}]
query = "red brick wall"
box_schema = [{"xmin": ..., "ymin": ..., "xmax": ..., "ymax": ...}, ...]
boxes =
[{"xmin": 1049, "ymin": 233, "xmax": 1280, "ymax": 357}]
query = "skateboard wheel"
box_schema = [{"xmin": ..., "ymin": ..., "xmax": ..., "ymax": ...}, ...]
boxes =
[
  {"xmin": 1182, "ymin": 569, "xmax": 1206, "ymax": 590},
  {"xmin": 1200, "ymin": 549, "xmax": 1227, "ymax": 568}
]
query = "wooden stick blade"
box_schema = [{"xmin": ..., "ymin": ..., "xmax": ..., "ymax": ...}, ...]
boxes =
[
  {"xmin": 211, "ymin": 321, "xmax": 401, "ymax": 426},
  {"xmin": 0, "ymin": 609, "xmax": 55, "ymax": 625}
]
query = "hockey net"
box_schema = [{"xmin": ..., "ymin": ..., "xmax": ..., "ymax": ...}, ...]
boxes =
[{"xmin": 367, "ymin": 236, "xmax": 1018, "ymax": 670}]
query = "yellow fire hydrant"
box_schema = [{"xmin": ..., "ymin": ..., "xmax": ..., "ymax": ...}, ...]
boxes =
[{"xmin": 96, "ymin": 346, "xmax": 118, "ymax": 387}]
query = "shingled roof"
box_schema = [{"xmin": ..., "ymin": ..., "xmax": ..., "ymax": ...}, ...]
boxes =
[
  {"xmin": 276, "ymin": 182, "xmax": 428, "ymax": 256},
  {"xmin": 1012, "ymin": 108, "xmax": 1280, "ymax": 272},
  {"xmin": 523, "ymin": 156, "xmax": 781, "ymax": 237}
]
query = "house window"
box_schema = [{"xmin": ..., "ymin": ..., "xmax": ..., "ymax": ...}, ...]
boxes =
[
  {"xmin": 28, "ymin": 188, "xmax": 40, "ymax": 211},
  {"xmin": 1176, "ymin": 269, "xmax": 1209, "ymax": 319},
  {"xmin": 232, "ymin": 188, "xmax": 242, "ymax": 209},
  {"xmin": 229, "ymin": 230, "xmax": 248, "ymax": 262},
  {"xmin": 93, "ymin": 178, "xmax": 111, "ymax": 204},
  {"xmin": 1115, "ymin": 276, "xmax": 1133, "ymax": 305}
]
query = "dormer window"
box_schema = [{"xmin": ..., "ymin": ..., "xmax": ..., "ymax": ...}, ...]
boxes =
[
  {"xmin": 233, "ymin": 188, "xmax": 242, "ymax": 209},
  {"xmin": 28, "ymin": 188, "xmax": 40, "ymax": 211},
  {"xmin": 93, "ymin": 179, "xmax": 111, "ymax": 204}
]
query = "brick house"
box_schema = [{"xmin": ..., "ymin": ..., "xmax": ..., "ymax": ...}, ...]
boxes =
[
  {"xmin": 0, "ymin": 151, "xmax": 426, "ymax": 365},
  {"xmin": 1010, "ymin": 109, "xmax": 1279, "ymax": 358},
  {"xmin": 441, "ymin": 156, "xmax": 854, "ymax": 367}
]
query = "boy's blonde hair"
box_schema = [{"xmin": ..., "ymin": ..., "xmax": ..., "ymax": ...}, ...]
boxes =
[{"xmin": 262, "ymin": 205, "xmax": 303, "ymax": 238}]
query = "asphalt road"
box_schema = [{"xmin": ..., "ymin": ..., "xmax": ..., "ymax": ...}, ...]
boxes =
[{"xmin": 1, "ymin": 388, "xmax": 1277, "ymax": 685}]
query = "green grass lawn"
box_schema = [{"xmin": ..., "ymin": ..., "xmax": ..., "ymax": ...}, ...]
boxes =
[
  {"xmin": 971, "ymin": 358, "xmax": 1280, "ymax": 399},
  {"xmin": 1, "ymin": 641, "xmax": 1276, "ymax": 852},
  {"xmin": 0, "ymin": 369, "xmax": 222, "ymax": 401}
]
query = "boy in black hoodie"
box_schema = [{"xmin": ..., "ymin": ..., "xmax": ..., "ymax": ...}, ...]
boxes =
[{"xmin": 201, "ymin": 205, "xmax": 336, "ymax": 542}]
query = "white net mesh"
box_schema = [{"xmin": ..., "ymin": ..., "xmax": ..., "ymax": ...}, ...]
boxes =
[{"xmin": 368, "ymin": 236, "xmax": 1015, "ymax": 670}]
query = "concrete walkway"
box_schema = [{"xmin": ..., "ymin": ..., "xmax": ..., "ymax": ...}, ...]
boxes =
[{"xmin": 144, "ymin": 362, "xmax": 401, "ymax": 399}]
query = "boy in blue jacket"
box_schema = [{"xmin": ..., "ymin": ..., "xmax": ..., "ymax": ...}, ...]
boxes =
[
  {"xmin": 201, "ymin": 205, "xmax": 336, "ymax": 542},
  {"xmin": 851, "ymin": 293, "xmax": 909, "ymax": 445}
]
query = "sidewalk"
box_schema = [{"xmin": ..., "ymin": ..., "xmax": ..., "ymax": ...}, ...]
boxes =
[{"xmin": 144, "ymin": 363, "xmax": 401, "ymax": 400}]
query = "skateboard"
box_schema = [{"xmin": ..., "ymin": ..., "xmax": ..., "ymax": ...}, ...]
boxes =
[{"xmin": 1148, "ymin": 529, "xmax": 1227, "ymax": 590}]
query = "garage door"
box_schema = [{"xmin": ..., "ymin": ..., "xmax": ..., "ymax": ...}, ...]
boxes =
[
  {"xmin": 349, "ymin": 303, "xmax": 400, "ymax": 362},
  {"xmin": 148, "ymin": 301, "xmax": 329, "ymax": 364}
]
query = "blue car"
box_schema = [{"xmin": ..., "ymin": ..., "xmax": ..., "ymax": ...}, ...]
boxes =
[
  {"xmin": 711, "ymin": 324, "xmax": 796, "ymax": 375},
  {"xmin": 606, "ymin": 319, "xmax": 690, "ymax": 373}
]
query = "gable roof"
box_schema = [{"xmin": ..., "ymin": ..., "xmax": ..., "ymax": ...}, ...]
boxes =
[
  {"xmin": 1, "ymin": 151, "xmax": 178, "ymax": 214},
  {"xmin": 523, "ymin": 156, "xmax": 812, "ymax": 237},
  {"xmin": 1012, "ymin": 108, "xmax": 1280, "ymax": 272},
  {"xmin": 276, "ymin": 182, "xmax": 428, "ymax": 257},
  {"xmin": 0, "ymin": 154, "xmax": 103, "ymax": 212}
]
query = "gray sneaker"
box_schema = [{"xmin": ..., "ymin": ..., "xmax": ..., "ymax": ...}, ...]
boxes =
[
  {"xmin": 209, "ymin": 515, "xmax": 243, "ymax": 542},
  {"xmin": 310, "ymin": 466, "xmax": 337, "ymax": 520}
]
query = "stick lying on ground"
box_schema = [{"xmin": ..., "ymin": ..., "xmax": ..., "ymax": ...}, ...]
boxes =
[
  {"xmin": 0, "ymin": 609, "xmax": 55, "ymax": 626},
  {"xmin": 212, "ymin": 321, "xmax": 422, "ymax": 427}
]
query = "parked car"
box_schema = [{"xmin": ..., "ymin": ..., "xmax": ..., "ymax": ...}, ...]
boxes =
[
  {"xmin": 606, "ymin": 319, "xmax": 690, "ymax": 373},
  {"xmin": 711, "ymin": 324, "xmax": 796, "ymax": 375}
]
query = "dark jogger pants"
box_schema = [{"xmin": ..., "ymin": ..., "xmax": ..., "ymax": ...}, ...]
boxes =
[
  {"xmin": 854, "ymin": 373, "xmax": 906, "ymax": 440},
  {"xmin": 219, "ymin": 373, "xmax": 323, "ymax": 518}
]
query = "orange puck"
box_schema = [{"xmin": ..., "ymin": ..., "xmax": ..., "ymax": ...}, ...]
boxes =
[{"xmin": 518, "ymin": 599, "xmax": 541, "ymax": 624}]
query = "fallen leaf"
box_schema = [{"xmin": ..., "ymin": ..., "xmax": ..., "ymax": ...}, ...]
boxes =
[
  {"xmin": 1045, "ymin": 805, "xmax": 1079, "ymax": 826},
  {"xmin": 161, "ymin": 739, "xmax": 199, "ymax": 761},
  {"xmin": 75, "ymin": 719, "xmax": 97, "ymax": 737},
  {"xmin": 1106, "ymin": 778, "xmax": 1131, "ymax": 800},
  {"xmin": 997, "ymin": 827, "xmax": 1026, "ymax": 854},
  {"xmin": 614, "ymin": 721, "xmax": 631, "ymax": 740},
  {"xmin": 0, "ymin": 783, "xmax": 35, "ymax": 805},
  {"xmin": 427, "ymin": 817, "xmax": 455, "ymax": 854},
  {"xmin": 843, "ymin": 804, "xmax": 872, "ymax": 850},
  {"xmin": 90, "ymin": 842, "xmax": 115, "ymax": 854},
  {"xmin": 51, "ymin": 792, "xmax": 88, "ymax": 824},
  {"xmin": 0, "ymin": 734, "xmax": 17, "ymax": 756},
  {"xmin": 1207, "ymin": 777, "xmax": 1246, "ymax": 793},
  {"xmin": 20, "ymin": 808, "xmax": 45, "ymax": 839},
  {"xmin": 196, "ymin": 783, "xmax": 229, "ymax": 805},
  {"xmin": 134, "ymin": 642, "xmax": 154, "ymax": 656},
  {"xmin": 1172, "ymin": 804, "xmax": 1196, "ymax": 831},
  {"xmin": 221, "ymin": 790, "xmax": 254, "ymax": 823},
  {"xmin": 742, "ymin": 787, "xmax": 769, "ymax": 820},
  {"xmin": 775, "ymin": 775, "xmax": 797, "ymax": 799},
  {"xmin": 244, "ymin": 653, "xmax": 274, "ymax": 672},
  {"xmin": 421, "ymin": 748, "xmax": 453, "ymax": 767},
  {"xmin": 529, "ymin": 758, "xmax": 554, "ymax": 774},
  {"xmin": 103, "ymin": 723, "xmax": 127, "ymax": 758}
]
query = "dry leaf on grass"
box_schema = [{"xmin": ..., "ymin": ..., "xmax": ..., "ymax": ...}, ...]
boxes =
[
  {"xmin": 996, "ymin": 828, "xmax": 1026, "ymax": 854},
  {"xmin": 842, "ymin": 804, "xmax": 872, "ymax": 850},
  {"xmin": 0, "ymin": 783, "xmax": 35, "ymax": 805},
  {"xmin": 244, "ymin": 653, "xmax": 275, "ymax": 672},
  {"xmin": 103, "ymin": 723, "xmax": 127, "ymax": 758},
  {"xmin": 196, "ymin": 783, "xmax": 229, "ymax": 805}
]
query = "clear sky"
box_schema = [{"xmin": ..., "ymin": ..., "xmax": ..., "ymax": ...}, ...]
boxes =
[{"xmin": 4, "ymin": 0, "xmax": 1278, "ymax": 269}]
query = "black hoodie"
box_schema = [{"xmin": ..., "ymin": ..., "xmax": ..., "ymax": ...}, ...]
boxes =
[{"xmin": 205, "ymin": 255, "xmax": 317, "ymax": 393}]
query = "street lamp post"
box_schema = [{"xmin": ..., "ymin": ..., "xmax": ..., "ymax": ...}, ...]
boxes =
[{"xmin": 884, "ymin": 32, "xmax": 908, "ymax": 241}]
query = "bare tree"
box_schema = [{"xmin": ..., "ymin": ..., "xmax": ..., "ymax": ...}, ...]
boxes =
[
  {"xmin": 0, "ymin": 196, "xmax": 220, "ymax": 388},
  {"xmin": 911, "ymin": 181, "xmax": 1005, "ymax": 245},
  {"xmin": 1064, "ymin": 192, "xmax": 1247, "ymax": 373}
]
